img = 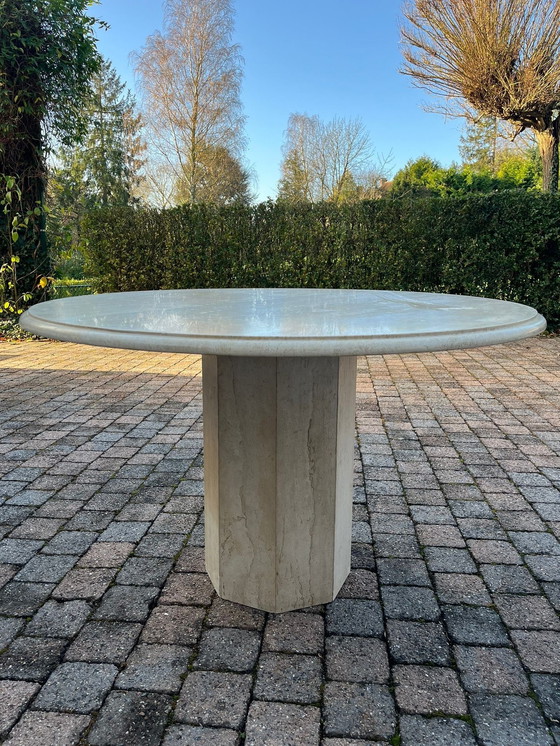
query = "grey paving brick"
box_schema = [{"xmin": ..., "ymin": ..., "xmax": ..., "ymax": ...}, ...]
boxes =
[
  {"xmin": 443, "ymin": 604, "xmax": 510, "ymax": 645},
  {"xmin": 88, "ymin": 690, "xmax": 172, "ymax": 746},
  {"xmin": 65, "ymin": 510, "xmax": 114, "ymax": 531},
  {"xmin": 372, "ymin": 533, "xmax": 422, "ymax": 558},
  {"xmin": 206, "ymin": 597, "xmax": 265, "ymax": 630},
  {"xmin": 194, "ymin": 628, "xmax": 260, "ymax": 672},
  {"xmin": 32, "ymin": 661, "xmax": 117, "ymax": 712},
  {"xmin": 41, "ymin": 531, "xmax": 97, "ymax": 555},
  {"xmin": 469, "ymin": 694, "xmax": 554, "ymax": 746},
  {"xmin": 65, "ymin": 621, "xmax": 142, "ymax": 663},
  {"xmin": 141, "ymin": 604, "xmax": 205, "ymax": 645},
  {"xmin": 531, "ymin": 674, "xmax": 560, "ymax": 720},
  {"xmin": 0, "ymin": 680, "xmax": 40, "ymax": 739},
  {"xmin": 410, "ymin": 505, "xmax": 455, "ymax": 524},
  {"xmin": 400, "ymin": 714, "xmax": 477, "ymax": 746},
  {"xmin": 544, "ymin": 582, "xmax": 560, "ymax": 611},
  {"xmin": 136, "ymin": 532, "xmax": 186, "ymax": 558},
  {"xmin": 510, "ymin": 630, "xmax": 560, "ymax": 673},
  {"xmin": 380, "ymin": 585, "xmax": 440, "ymax": 620},
  {"xmin": 253, "ymin": 652, "xmax": 322, "ymax": 703},
  {"xmin": 162, "ymin": 725, "xmax": 239, "ymax": 746},
  {"xmin": 116, "ymin": 556, "xmax": 173, "ymax": 586},
  {"xmin": 176, "ymin": 671, "xmax": 252, "ymax": 727},
  {"xmin": 98, "ymin": 520, "xmax": 150, "ymax": 542},
  {"xmin": 9, "ymin": 517, "xmax": 65, "ymax": 540},
  {"xmin": 245, "ymin": 700, "xmax": 321, "ymax": 745},
  {"xmin": 262, "ymin": 612, "xmax": 324, "ymax": 654},
  {"xmin": 0, "ymin": 507, "xmax": 34, "ymax": 526},
  {"xmin": 0, "ymin": 562, "xmax": 17, "ymax": 588},
  {"xmin": 77, "ymin": 541, "xmax": 135, "ymax": 568},
  {"xmin": 323, "ymin": 681, "xmax": 395, "ymax": 739},
  {"xmin": 424, "ymin": 546, "xmax": 478, "ymax": 574},
  {"xmin": 0, "ymin": 581, "xmax": 54, "ymax": 616},
  {"xmin": 163, "ymin": 496, "xmax": 203, "ymax": 513},
  {"xmin": 6, "ymin": 489, "xmax": 54, "ymax": 506},
  {"xmin": 369, "ymin": 514, "xmax": 414, "ymax": 535},
  {"xmin": 34, "ymin": 499, "xmax": 84, "ymax": 519},
  {"xmin": 0, "ymin": 616, "xmax": 24, "ymax": 648},
  {"xmin": 86, "ymin": 493, "xmax": 130, "ymax": 511},
  {"xmin": 349, "ymin": 544, "xmax": 376, "ymax": 572},
  {"xmin": 393, "ymin": 665, "xmax": 467, "ymax": 715},
  {"xmin": 150, "ymin": 512, "xmax": 197, "ymax": 534},
  {"xmin": 526, "ymin": 555, "xmax": 560, "ymax": 582},
  {"xmin": 53, "ymin": 567, "xmax": 116, "ymax": 600},
  {"xmin": 455, "ymin": 645, "xmax": 528, "ymax": 693},
  {"xmin": 160, "ymin": 572, "xmax": 215, "ymax": 605},
  {"xmin": 535, "ymin": 503, "xmax": 560, "ymax": 521},
  {"xmin": 116, "ymin": 503, "xmax": 162, "ymax": 522},
  {"xmin": 173, "ymin": 545, "xmax": 205, "ymax": 572},
  {"xmin": 376, "ymin": 558, "xmax": 431, "ymax": 586},
  {"xmin": 2, "ymin": 711, "xmax": 90, "ymax": 746},
  {"xmin": 338, "ymin": 568, "xmax": 379, "ymax": 598},
  {"xmin": 14, "ymin": 554, "xmax": 79, "ymax": 583},
  {"xmin": 326, "ymin": 598, "xmax": 384, "ymax": 635},
  {"xmin": 468, "ymin": 539, "xmax": 523, "ymax": 564},
  {"xmin": 326, "ymin": 635, "xmax": 389, "ymax": 682},
  {"xmin": 509, "ymin": 531, "xmax": 560, "ymax": 555},
  {"xmin": 458, "ymin": 518, "xmax": 507, "ymax": 540},
  {"xmin": 416, "ymin": 524, "xmax": 465, "ymax": 547},
  {"xmin": 434, "ymin": 573, "xmax": 492, "ymax": 605},
  {"xmin": 25, "ymin": 599, "xmax": 91, "ymax": 637},
  {"xmin": 494, "ymin": 594, "xmax": 560, "ymax": 630},
  {"xmin": 93, "ymin": 585, "xmax": 159, "ymax": 622},
  {"xmin": 449, "ymin": 499, "xmax": 493, "ymax": 518},
  {"xmin": 116, "ymin": 643, "xmax": 190, "ymax": 693},
  {"xmin": 0, "ymin": 539, "xmax": 44, "ymax": 565},
  {"xmin": 351, "ymin": 521, "xmax": 372, "ymax": 543},
  {"xmin": 0, "ymin": 637, "xmax": 66, "ymax": 681},
  {"xmin": 497, "ymin": 511, "xmax": 547, "ymax": 531},
  {"xmin": 386, "ymin": 620, "xmax": 450, "ymax": 664},
  {"xmin": 322, "ymin": 739, "xmax": 383, "ymax": 746},
  {"xmin": 481, "ymin": 563, "xmax": 541, "ymax": 593}
]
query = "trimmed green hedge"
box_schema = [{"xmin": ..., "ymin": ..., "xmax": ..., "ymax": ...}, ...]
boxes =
[{"xmin": 82, "ymin": 192, "xmax": 560, "ymax": 328}]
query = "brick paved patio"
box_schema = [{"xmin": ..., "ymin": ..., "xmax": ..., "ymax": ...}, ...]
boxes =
[{"xmin": 0, "ymin": 337, "xmax": 559, "ymax": 745}]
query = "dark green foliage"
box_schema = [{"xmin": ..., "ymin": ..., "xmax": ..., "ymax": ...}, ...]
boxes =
[
  {"xmin": 0, "ymin": 0, "xmax": 102, "ymax": 297},
  {"xmin": 82, "ymin": 192, "xmax": 560, "ymax": 329}
]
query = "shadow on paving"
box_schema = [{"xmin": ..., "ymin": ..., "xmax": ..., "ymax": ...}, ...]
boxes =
[{"xmin": 0, "ymin": 338, "xmax": 558, "ymax": 745}]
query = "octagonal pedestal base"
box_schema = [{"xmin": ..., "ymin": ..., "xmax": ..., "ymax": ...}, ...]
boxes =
[{"xmin": 202, "ymin": 354, "xmax": 357, "ymax": 613}]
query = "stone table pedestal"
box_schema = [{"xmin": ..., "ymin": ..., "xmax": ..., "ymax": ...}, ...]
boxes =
[{"xmin": 203, "ymin": 354, "xmax": 357, "ymax": 612}]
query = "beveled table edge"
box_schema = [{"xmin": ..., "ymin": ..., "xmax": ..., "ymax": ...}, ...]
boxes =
[{"xmin": 20, "ymin": 303, "xmax": 546, "ymax": 357}]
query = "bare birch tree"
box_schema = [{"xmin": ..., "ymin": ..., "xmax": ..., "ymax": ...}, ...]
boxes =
[
  {"xmin": 133, "ymin": 0, "xmax": 247, "ymax": 204},
  {"xmin": 401, "ymin": 0, "xmax": 560, "ymax": 191},
  {"xmin": 278, "ymin": 114, "xmax": 376, "ymax": 203}
]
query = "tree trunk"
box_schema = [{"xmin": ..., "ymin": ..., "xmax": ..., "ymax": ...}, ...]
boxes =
[
  {"xmin": 1, "ymin": 1, "xmax": 50, "ymax": 300},
  {"xmin": 1, "ymin": 115, "xmax": 50, "ymax": 299},
  {"xmin": 536, "ymin": 119, "xmax": 559, "ymax": 192}
]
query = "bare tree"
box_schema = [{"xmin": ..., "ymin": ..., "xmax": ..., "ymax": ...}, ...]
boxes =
[
  {"xmin": 401, "ymin": 0, "xmax": 560, "ymax": 191},
  {"xmin": 133, "ymin": 0, "xmax": 246, "ymax": 204},
  {"xmin": 278, "ymin": 114, "xmax": 375, "ymax": 203}
]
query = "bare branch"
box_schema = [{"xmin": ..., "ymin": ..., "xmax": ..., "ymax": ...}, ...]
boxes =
[{"xmin": 401, "ymin": 0, "xmax": 560, "ymax": 189}]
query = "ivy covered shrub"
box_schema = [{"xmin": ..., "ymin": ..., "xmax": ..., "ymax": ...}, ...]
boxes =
[{"xmin": 82, "ymin": 192, "xmax": 560, "ymax": 329}]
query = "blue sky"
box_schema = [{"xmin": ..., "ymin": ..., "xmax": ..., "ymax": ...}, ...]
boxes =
[{"xmin": 93, "ymin": 0, "xmax": 463, "ymax": 201}]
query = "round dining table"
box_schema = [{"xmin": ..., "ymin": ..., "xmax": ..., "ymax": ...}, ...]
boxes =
[{"xmin": 20, "ymin": 288, "xmax": 546, "ymax": 612}]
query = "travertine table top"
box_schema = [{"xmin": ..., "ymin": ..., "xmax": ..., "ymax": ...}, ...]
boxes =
[{"xmin": 20, "ymin": 288, "xmax": 546, "ymax": 356}]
